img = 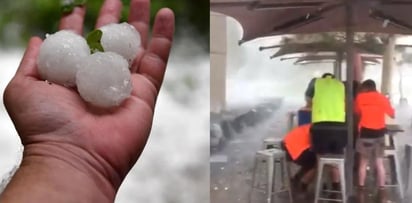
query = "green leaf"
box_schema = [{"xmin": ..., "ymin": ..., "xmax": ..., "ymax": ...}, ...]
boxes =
[
  {"xmin": 61, "ymin": 4, "xmax": 75, "ymax": 13},
  {"xmin": 74, "ymin": 0, "xmax": 87, "ymax": 5},
  {"xmin": 86, "ymin": 29, "xmax": 104, "ymax": 53},
  {"xmin": 61, "ymin": 0, "xmax": 87, "ymax": 14}
]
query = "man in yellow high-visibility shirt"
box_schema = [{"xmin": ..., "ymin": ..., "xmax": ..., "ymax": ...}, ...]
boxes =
[{"xmin": 305, "ymin": 73, "xmax": 347, "ymax": 192}]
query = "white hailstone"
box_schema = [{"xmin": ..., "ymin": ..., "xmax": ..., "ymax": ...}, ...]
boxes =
[
  {"xmin": 37, "ymin": 30, "xmax": 90, "ymax": 87},
  {"xmin": 99, "ymin": 22, "xmax": 141, "ymax": 66},
  {"xmin": 76, "ymin": 52, "xmax": 132, "ymax": 107}
]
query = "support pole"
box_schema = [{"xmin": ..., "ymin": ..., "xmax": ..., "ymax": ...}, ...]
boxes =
[
  {"xmin": 336, "ymin": 52, "xmax": 343, "ymax": 80},
  {"xmin": 381, "ymin": 35, "xmax": 396, "ymax": 96},
  {"xmin": 354, "ymin": 52, "xmax": 363, "ymax": 81},
  {"xmin": 345, "ymin": 0, "xmax": 355, "ymax": 198},
  {"xmin": 333, "ymin": 61, "xmax": 339, "ymax": 79}
]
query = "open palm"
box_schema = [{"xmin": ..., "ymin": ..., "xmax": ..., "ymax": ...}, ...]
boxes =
[{"xmin": 3, "ymin": 0, "xmax": 174, "ymax": 188}]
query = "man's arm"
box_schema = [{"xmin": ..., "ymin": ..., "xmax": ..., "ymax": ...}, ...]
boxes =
[{"xmin": 304, "ymin": 77, "xmax": 316, "ymax": 101}]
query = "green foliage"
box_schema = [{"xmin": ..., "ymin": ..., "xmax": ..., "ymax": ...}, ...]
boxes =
[
  {"xmin": 0, "ymin": 0, "xmax": 209, "ymax": 50},
  {"xmin": 61, "ymin": 0, "xmax": 87, "ymax": 14},
  {"xmin": 86, "ymin": 29, "xmax": 104, "ymax": 53}
]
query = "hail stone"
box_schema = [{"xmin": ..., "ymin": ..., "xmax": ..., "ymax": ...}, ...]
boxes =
[
  {"xmin": 37, "ymin": 30, "xmax": 90, "ymax": 87},
  {"xmin": 76, "ymin": 52, "xmax": 132, "ymax": 107},
  {"xmin": 99, "ymin": 22, "xmax": 141, "ymax": 66}
]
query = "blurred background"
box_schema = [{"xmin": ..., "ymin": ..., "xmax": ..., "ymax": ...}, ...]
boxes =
[{"xmin": 0, "ymin": 0, "xmax": 209, "ymax": 203}]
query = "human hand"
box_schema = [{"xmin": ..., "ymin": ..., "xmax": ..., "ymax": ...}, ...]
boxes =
[{"xmin": 1, "ymin": 0, "xmax": 174, "ymax": 202}]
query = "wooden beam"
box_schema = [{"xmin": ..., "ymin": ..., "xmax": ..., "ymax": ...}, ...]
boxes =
[
  {"xmin": 249, "ymin": 1, "xmax": 324, "ymax": 10},
  {"xmin": 345, "ymin": 0, "xmax": 355, "ymax": 198}
]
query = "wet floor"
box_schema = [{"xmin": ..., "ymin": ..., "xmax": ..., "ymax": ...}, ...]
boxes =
[{"xmin": 210, "ymin": 103, "xmax": 412, "ymax": 203}]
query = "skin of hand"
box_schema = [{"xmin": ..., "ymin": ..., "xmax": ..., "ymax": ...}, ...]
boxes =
[{"xmin": 0, "ymin": 0, "xmax": 174, "ymax": 202}]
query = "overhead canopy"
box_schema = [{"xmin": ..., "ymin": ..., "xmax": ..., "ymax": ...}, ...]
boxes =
[
  {"xmin": 210, "ymin": 0, "xmax": 412, "ymax": 43},
  {"xmin": 293, "ymin": 54, "xmax": 382, "ymax": 64},
  {"xmin": 262, "ymin": 42, "xmax": 373, "ymax": 58},
  {"xmin": 261, "ymin": 42, "xmax": 412, "ymax": 58}
]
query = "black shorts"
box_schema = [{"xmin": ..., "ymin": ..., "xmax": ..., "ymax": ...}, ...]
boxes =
[
  {"xmin": 310, "ymin": 122, "xmax": 348, "ymax": 154},
  {"xmin": 284, "ymin": 146, "xmax": 317, "ymax": 171},
  {"xmin": 294, "ymin": 149, "xmax": 317, "ymax": 170},
  {"xmin": 359, "ymin": 127, "xmax": 385, "ymax": 139}
]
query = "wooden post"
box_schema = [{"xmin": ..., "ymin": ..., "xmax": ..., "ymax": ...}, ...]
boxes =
[
  {"xmin": 333, "ymin": 52, "xmax": 343, "ymax": 80},
  {"xmin": 354, "ymin": 52, "xmax": 363, "ymax": 82},
  {"xmin": 345, "ymin": 0, "xmax": 355, "ymax": 197},
  {"xmin": 381, "ymin": 35, "xmax": 396, "ymax": 96}
]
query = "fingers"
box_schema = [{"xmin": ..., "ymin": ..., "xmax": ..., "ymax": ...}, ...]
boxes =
[
  {"xmin": 130, "ymin": 74, "xmax": 157, "ymax": 108},
  {"xmin": 15, "ymin": 37, "xmax": 43, "ymax": 78},
  {"xmin": 59, "ymin": 7, "xmax": 86, "ymax": 34},
  {"xmin": 138, "ymin": 8, "xmax": 175, "ymax": 91},
  {"xmin": 128, "ymin": 0, "xmax": 150, "ymax": 48},
  {"xmin": 95, "ymin": 0, "xmax": 123, "ymax": 28}
]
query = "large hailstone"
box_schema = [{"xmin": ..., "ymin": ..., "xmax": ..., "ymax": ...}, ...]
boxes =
[
  {"xmin": 76, "ymin": 52, "xmax": 132, "ymax": 107},
  {"xmin": 37, "ymin": 30, "xmax": 90, "ymax": 86},
  {"xmin": 99, "ymin": 22, "xmax": 141, "ymax": 65}
]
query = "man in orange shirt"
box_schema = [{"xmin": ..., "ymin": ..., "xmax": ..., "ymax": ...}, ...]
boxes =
[
  {"xmin": 355, "ymin": 79, "xmax": 395, "ymax": 192},
  {"xmin": 282, "ymin": 124, "xmax": 316, "ymax": 193}
]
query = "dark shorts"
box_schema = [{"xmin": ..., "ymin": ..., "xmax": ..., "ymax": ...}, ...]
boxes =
[
  {"xmin": 283, "ymin": 144, "xmax": 317, "ymax": 171},
  {"xmin": 359, "ymin": 127, "xmax": 385, "ymax": 139},
  {"xmin": 294, "ymin": 149, "xmax": 317, "ymax": 170},
  {"xmin": 310, "ymin": 122, "xmax": 348, "ymax": 154}
]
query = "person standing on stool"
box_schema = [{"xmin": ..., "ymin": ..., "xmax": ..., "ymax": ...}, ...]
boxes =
[
  {"xmin": 282, "ymin": 124, "xmax": 317, "ymax": 194},
  {"xmin": 355, "ymin": 79, "xmax": 395, "ymax": 194},
  {"xmin": 306, "ymin": 73, "xmax": 347, "ymax": 192}
]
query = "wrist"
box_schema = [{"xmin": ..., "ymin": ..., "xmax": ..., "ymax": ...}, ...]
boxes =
[{"xmin": 1, "ymin": 141, "xmax": 118, "ymax": 203}]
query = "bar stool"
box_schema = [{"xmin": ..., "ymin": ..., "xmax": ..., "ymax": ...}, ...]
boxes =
[
  {"xmin": 261, "ymin": 139, "xmax": 296, "ymax": 195},
  {"xmin": 406, "ymin": 144, "xmax": 412, "ymax": 193},
  {"xmin": 249, "ymin": 149, "xmax": 293, "ymax": 203},
  {"xmin": 384, "ymin": 146, "xmax": 404, "ymax": 198},
  {"xmin": 262, "ymin": 137, "xmax": 282, "ymax": 149},
  {"xmin": 314, "ymin": 154, "xmax": 346, "ymax": 203}
]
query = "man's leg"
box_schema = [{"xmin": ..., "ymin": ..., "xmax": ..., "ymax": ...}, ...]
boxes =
[
  {"xmin": 356, "ymin": 138, "xmax": 370, "ymax": 187},
  {"xmin": 301, "ymin": 168, "xmax": 316, "ymax": 185},
  {"xmin": 375, "ymin": 157, "xmax": 386, "ymax": 187},
  {"xmin": 296, "ymin": 150, "xmax": 317, "ymax": 191},
  {"xmin": 358, "ymin": 156, "xmax": 368, "ymax": 187},
  {"xmin": 330, "ymin": 166, "xmax": 341, "ymax": 190},
  {"xmin": 292, "ymin": 166, "xmax": 306, "ymax": 181},
  {"xmin": 374, "ymin": 137, "xmax": 386, "ymax": 188}
]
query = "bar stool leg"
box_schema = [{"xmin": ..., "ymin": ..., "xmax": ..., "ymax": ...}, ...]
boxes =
[
  {"xmin": 393, "ymin": 153, "xmax": 404, "ymax": 199},
  {"xmin": 283, "ymin": 157, "xmax": 294, "ymax": 203},
  {"xmin": 267, "ymin": 156, "xmax": 275, "ymax": 203},
  {"xmin": 280, "ymin": 159, "xmax": 286, "ymax": 190},
  {"xmin": 314, "ymin": 162, "xmax": 324, "ymax": 203},
  {"xmin": 339, "ymin": 162, "xmax": 347, "ymax": 203},
  {"xmin": 249, "ymin": 156, "xmax": 259, "ymax": 203},
  {"xmin": 406, "ymin": 145, "xmax": 412, "ymax": 194}
]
